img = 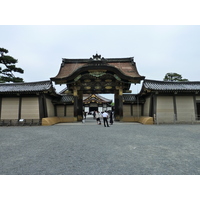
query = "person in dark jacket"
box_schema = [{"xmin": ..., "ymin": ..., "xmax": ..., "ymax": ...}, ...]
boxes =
[{"xmin": 109, "ymin": 110, "xmax": 114, "ymax": 125}]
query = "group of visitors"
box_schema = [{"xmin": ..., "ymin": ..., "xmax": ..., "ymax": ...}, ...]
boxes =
[{"xmin": 95, "ymin": 110, "xmax": 114, "ymax": 127}]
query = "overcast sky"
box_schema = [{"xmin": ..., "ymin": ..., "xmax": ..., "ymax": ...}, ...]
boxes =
[
  {"xmin": 1, "ymin": 25, "xmax": 200, "ymax": 97},
  {"xmin": 1, "ymin": 1, "xmax": 200, "ymax": 100}
]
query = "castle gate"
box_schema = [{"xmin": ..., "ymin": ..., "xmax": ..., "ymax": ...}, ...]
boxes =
[{"xmin": 51, "ymin": 54, "xmax": 145, "ymax": 121}]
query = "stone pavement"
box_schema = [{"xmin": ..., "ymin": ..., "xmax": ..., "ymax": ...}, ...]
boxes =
[{"xmin": 0, "ymin": 115, "xmax": 200, "ymax": 175}]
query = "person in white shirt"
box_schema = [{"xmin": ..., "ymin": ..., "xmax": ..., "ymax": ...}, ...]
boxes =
[{"xmin": 102, "ymin": 111, "xmax": 109, "ymax": 127}]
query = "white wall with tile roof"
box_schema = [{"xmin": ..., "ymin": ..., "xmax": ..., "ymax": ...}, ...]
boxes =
[
  {"xmin": 176, "ymin": 96, "xmax": 195, "ymax": 122},
  {"xmin": 157, "ymin": 96, "xmax": 174, "ymax": 123},
  {"xmin": 21, "ymin": 97, "xmax": 39, "ymax": 119},
  {"xmin": 1, "ymin": 98, "xmax": 19, "ymax": 119}
]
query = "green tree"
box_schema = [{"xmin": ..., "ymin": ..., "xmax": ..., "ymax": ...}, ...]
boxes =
[
  {"xmin": 163, "ymin": 72, "xmax": 188, "ymax": 82},
  {"xmin": 0, "ymin": 48, "xmax": 24, "ymax": 83}
]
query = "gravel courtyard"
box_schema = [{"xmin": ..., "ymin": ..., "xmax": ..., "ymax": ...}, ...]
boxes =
[{"xmin": 0, "ymin": 117, "xmax": 200, "ymax": 175}]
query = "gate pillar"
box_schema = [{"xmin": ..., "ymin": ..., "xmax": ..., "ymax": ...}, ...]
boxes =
[
  {"xmin": 73, "ymin": 86, "xmax": 83, "ymax": 121},
  {"xmin": 114, "ymin": 87, "xmax": 123, "ymax": 121},
  {"xmin": 77, "ymin": 90, "xmax": 83, "ymax": 121},
  {"xmin": 73, "ymin": 86, "xmax": 78, "ymax": 121}
]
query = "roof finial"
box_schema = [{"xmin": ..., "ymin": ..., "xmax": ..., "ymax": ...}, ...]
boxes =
[{"xmin": 92, "ymin": 53, "xmax": 101, "ymax": 60}]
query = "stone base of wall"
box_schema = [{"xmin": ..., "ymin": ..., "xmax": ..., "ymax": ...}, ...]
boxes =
[
  {"xmin": 42, "ymin": 117, "xmax": 76, "ymax": 126},
  {"xmin": 121, "ymin": 116, "xmax": 154, "ymax": 125},
  {"xmin": 42, "ymin": 116, "xmax": 154, "ymax": 125}
]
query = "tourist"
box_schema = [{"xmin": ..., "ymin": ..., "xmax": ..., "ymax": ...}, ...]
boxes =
[
  {"xmin": 102, "ymin": 111, "xmax": 109, "ymax": 127},
  {"xmin": 95, "ymin": 111, "xmax": 102, "ymax": 125},
  {"xmin": 109, "ymin": 110, "xmax": 114, "ymax": 125}
]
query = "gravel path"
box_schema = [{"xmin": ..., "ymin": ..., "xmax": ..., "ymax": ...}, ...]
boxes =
[{"xmin": 0, "ymin": 117, "xmax": 200, "ymax": 175}]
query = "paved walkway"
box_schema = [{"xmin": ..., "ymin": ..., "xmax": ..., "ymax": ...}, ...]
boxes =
[
  {"xmin": 56, "ymin": 115, "xmax": 139, "ymax": 125},
  {"xmin": 0, "ymin": 117, "xmax": 200, "ymax": 175}
]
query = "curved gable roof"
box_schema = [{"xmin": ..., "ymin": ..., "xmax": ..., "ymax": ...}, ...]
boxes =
[{"xmin": 51, "ymin": 56, "xmax": 145, "ymax": 83}]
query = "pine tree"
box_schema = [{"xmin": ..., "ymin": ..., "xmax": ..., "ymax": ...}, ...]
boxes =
[
  {"xmin": 163, "ymin": 72, "xmax": 188, "ymax": 82},
  {"xmin": 0, "ymin": 48, "xmax": 24, "ymax": 83}
]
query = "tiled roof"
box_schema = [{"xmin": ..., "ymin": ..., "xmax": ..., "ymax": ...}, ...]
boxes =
[
  {"xmin": 123, "ymin": 94, "xmax": 145, "ymax": 103},
  {"xmin": 143, "ymin": 79, "xmax": 200, "ymax": 91},
  {"xmin": 0, "ymin": 80, "xmax": 53, "ymax": 93},
  {"xmin": 52, "ymin": 94, "xmax": 74, "ymax": 104},
  {"xmin": 51, "ymin": 56, "xmax": 145, "ymax": 82},
  {"xmin": 95, "ymin": 94, "xmax": 112, "ymax": 102},
  {"xmin": 59, "ymin": 95, "xmax": 74, "ymax": 103},
  {"xmin": 123, "ymin": 94, "xmax": 136, "ymax": 102}
]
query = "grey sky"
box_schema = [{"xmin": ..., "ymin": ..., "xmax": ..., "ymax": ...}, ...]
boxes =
[{"xmin": 1, "ymin": 25, "xmax": 200, "ymax": 98}]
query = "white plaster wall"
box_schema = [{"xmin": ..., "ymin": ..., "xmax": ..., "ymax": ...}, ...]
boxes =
[
  {"xmin": 176, "ymin": 96, "xmax": 195, "ymax": 122},
  {"xmin": 123, "ymin": 104, "xmax": 131, "ymax": 116},
  {"xmin": 66, "ymin": 105, "xmax": 74, "ymax": 117},
  {"xmin": 157, "ymin": 96, "xmax": 174, "ymax": 123},
  {"xmin": 133, "ymin": 105, "xmax": 141, "ymax": 117},
  {"xmin": 122, "ymin": 104, "xmax": 141, "ymax": 117},
  {"xmin": 46, "ymin": 98, "xmax": 54, "ymax": 117},
  {"xmin": 196, "ymin": 96, "xmax": 200, "ymax": 100},
  {"xmin": 57, "ymin": 105, "xmax": 65, "ymax": 117},
  {"xmin": 143, "ymin": 97, "xmax": 150, "ymax": 116},
  {"xmin": 21, "ymin": 97, "xmax": 39, "ymax": 119},
  {"xmin": 1, "ymin": 97, "xmax": 19, "ymax": 119}
]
